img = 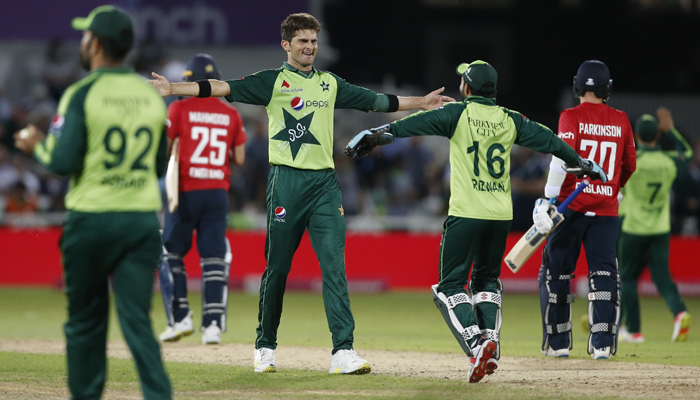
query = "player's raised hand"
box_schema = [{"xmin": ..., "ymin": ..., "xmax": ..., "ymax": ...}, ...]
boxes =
[
  {"xmin": 148, "ymin": 72, "xmax": 172, "ymax": 97},
  {"xmin": 656, "ymin": 107, "xmax": 674, "ymax": 133},
  {"xmin": 423, "ymin": 87, "xmax": 456, "ymax": 110}
]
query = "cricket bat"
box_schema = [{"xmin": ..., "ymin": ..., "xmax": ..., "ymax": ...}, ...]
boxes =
[
  {"xmin": 504, "ymin": 179, "xmax": 590, "ymax": 273},
  {"xmin": 165, "ymin": 138, "xmax": 179, "ymax": 213}
]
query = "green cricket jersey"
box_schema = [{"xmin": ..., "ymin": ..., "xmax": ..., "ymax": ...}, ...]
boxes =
[
  {"xmin": 34, "ymin": 67, "xmax": 168, "ymax": 212},
  {"xmin": 620, "ymin": 128, "xmax": 692, "ymax": 235},
  {"xmin": 390, "ymin": 96, "xmax": 579, "ymax": 220},
  {"xmin": 226, "ymin": 62, "xmax": 379, "ymax": 170}
]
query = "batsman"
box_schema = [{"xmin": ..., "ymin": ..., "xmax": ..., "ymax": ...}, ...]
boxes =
[
  {"xmin": 346, "ymin": 60, "xmax": 607, "ymax": 382},
  {"xmin": 536, "ymin": 60, "xmax": 636, "ymax": 360}
]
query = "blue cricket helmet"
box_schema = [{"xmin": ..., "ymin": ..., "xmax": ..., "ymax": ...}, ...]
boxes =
[
  {"xmin": 183, "ymin": 54, "xmax": 221, "ymax": 82},
  {"xmin": 573, "ymin": 60, "xmax": 613, "ymax": 103}
]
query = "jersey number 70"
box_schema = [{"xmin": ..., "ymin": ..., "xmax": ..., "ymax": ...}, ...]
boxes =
[{"xmin": 580, "ymin": 139, "xmax": 617, "ymax": 179}]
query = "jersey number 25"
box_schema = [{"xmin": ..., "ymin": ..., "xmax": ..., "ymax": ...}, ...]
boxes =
[{"xmin": 190, "ymin": 126, "xmax": 227, "ymax": 166}]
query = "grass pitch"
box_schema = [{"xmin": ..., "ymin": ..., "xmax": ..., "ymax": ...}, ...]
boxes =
[{"xmin": 0, "ymin": 287, "xmax": 698, "ymax": 399}]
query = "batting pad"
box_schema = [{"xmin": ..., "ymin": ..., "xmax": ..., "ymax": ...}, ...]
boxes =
[{"xmin": 431, "ymin": 285, "xmax": 480, "ymax": 357}]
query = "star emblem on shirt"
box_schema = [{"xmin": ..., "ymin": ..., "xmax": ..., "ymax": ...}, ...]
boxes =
[
  {"xmin": 320, "ymin": 81, "xmax": 330, "ymax": 91},
  {"xmin": 271, "ymin": 109, "xmax": 320, "ymax": 160},
  {"xmin": 338, "ymin": 206, "xmax": 344, "ymax": 216}
]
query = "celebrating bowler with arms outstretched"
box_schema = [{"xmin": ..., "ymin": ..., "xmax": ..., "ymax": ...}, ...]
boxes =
[
  {"xmin": 536, "ymin": 60, "xmax": 636, "ymax": 360},
  {"xmin": 148, "ymin": 13, "xmax": 454, "ymax": 374}
]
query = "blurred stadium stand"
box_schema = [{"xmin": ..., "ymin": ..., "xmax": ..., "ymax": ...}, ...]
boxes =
[{"xmin": 1, "ymin": 0, "xmax": 700, "ymax": 235}]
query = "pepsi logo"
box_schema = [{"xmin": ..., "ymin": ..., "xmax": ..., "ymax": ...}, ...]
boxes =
[
  {"xmin": 50, "ymin": 114, "xmax": 65, "ymax": 130},
  {"xmin": 291, "ymin": 97, "xmax": 304, "ymax": 111},
  {"xmin": 275, "ymin": 207, "xmax": 286, "ymax": 219}
]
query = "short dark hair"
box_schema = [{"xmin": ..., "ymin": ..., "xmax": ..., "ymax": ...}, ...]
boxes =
[
  {"xmin": 94, "ymin": 34, "xmax": 131, "ymax": 62},
  {"xmin": 281, "ymin": 13, "xmax": 321, "ymax": 42}
]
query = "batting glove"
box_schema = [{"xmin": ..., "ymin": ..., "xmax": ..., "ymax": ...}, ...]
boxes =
[
  {"xmin": 532, "ymin": 198, "xmax": 556, "ymax": 234},
  {"xmin": 344, "ymin": 124, "xmax": 394, "ymax": 158},
  {"xmin": 563, "ymin": 157, "xmax": 608, "ymax": 183}
]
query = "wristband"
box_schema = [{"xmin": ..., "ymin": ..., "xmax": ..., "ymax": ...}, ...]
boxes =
[
  {"xmin": 196, "ymin": 80, "xmax": 212, "ymax": 98},
  {"xmin": 386, "ymin": 94, "xmax": 399, "ymax": 113}
]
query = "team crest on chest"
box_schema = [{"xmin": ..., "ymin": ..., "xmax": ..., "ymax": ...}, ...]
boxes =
[{"xmin": 271, "ymin": 109, "xmax": 320, "ymax": 160}]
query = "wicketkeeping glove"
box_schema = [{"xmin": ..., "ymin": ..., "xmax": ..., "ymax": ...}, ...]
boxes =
[
  {"xmin": 563, "ymin": 157, "xmax": 608, "ymax": 183},
  {"xmin": 532, "ymin": 198, "xmax": 556, "ymax": 234},
  {"xmin": 344, "ymin": 124, "xmax": 395, "ymax": 158}
]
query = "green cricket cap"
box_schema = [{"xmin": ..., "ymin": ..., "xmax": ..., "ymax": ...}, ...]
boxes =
[
  {"xmin": 72, "ymin": 5, "xmax": 134, "ymax": 47},
  {"xmin": 635, "ymin": 114, "xmax": 659, "ymax": 142},
  {"xmin": 456, "ymin": 60, "xmax": 497, "ymax": 92}
]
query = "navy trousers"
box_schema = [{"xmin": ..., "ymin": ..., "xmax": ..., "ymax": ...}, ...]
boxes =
[{"xmin": 539, "ymin": 208, "xmax": 619, "ymax": 352}]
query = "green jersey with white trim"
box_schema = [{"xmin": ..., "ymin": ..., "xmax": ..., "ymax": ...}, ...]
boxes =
[
  {"xmin": 34, "ymin": 67, "xmax": 168, "ymax": 212},
  {"xmin": 620, "ymin": 128, "xmax": 692, "ymax": 235},
  {"xmin": 226, "ymin": 62, "xmax": 378, "ymax": 170},
  {"xmin": 389, "ymin": 96, "xmax": 579, "ymax": 220}
]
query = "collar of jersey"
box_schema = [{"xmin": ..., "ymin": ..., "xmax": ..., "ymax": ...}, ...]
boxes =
[
  {"xmin": 464, "ymin": 96, "xmax": 497, "ymax": 106},
  {"xmin": 282, "ymin": 62, "xmax": 317, "ymax": 78},
  {"xmin": 90, "ymin": 66, "xmax": 134, "ymax": 74}
]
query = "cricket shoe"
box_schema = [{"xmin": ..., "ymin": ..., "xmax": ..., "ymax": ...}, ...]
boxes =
[
  {"xmin": 620, "ymin": 331, "xmax": 645, "ymax": 343},
  {"xmin": 542, "ymin": 347, "xmax": 570, "ymax": 358},
  {"xmin": 254, "ymin": 348, "xmax": 277, "ymax": 373},
  {"xmin": 329, "ymin": 349, "xmax": 372, "ymax": 374},
  {"xmin": 672, "ymin": 311, "xmax": 691, "ymax": 342},
  {"xmin": 201, "ymin": 321, "xmax": 221, "ymax": 345},
  {"xmin": 485, "ymin": 357, "xmax": 498, "ymax": 375},
  {"xmin": 591, "ymin": 346, "xmax": 611, "ymax": 360},
  {"xmin": 159, "ymin": 311, "xmax": 194, "ymax": 342},
  {"xmin": 468, "ymin": 339, "xmax": 497, "ymax": 383},
  {"xmin": 618, "ymin": 325, "xmax": 630, "ymax": 341}
]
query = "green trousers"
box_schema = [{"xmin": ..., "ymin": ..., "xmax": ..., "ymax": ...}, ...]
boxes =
[
  {"xmin": 256, "ymin": 166, "xmax": 353, "ymax": 354},
  {"xmin": 437, "ymin": 216, "xmax": 510, "ymax": 344},
  {"xmin": 61, "ymin": 211, "xmax": 171, "ymax": 400},
  {"xmin": 619, "ymin": 232, "xmax": 686, "ymax": 333}
]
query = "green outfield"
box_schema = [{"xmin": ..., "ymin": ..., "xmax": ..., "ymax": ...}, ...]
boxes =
[{"xmin": 1, "ymin": 287, "xmax": 698, "ymax": 399}]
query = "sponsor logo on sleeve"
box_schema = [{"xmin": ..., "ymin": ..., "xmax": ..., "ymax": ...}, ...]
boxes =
[{"xmin": 49, "ymin": 114, "xmax": 65, "ymax": 137}]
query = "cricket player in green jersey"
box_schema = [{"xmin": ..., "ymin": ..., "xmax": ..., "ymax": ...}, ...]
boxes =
[
  {"xmin": 14, "ymin": 6, "xmax": 171, "ymax": 400},
  {"xmin": 346, "ymin": 60, "xmax": 607, "ymax": 383},
  {"xmin": 618, "ymin": 108, "xmax": 692, "ymax": 343},
  {"xmin": 147, "ymin": 13, "xmax": 454, "ymax": 374}
]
